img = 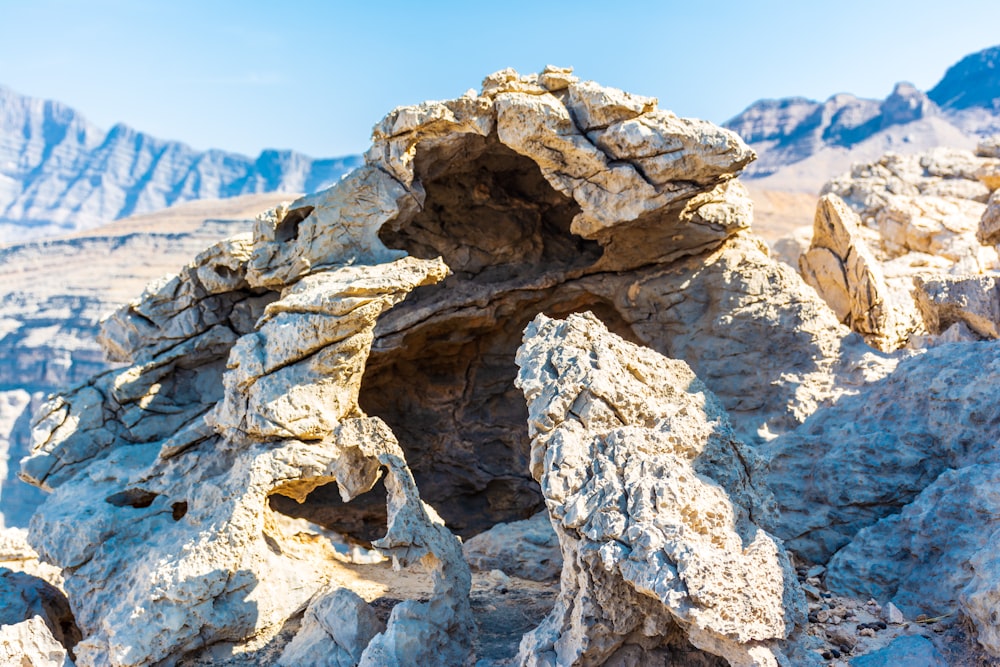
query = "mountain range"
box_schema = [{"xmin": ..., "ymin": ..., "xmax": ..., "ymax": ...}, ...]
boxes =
[
  {"xmin": 724, "ymin": 45, "xmax": 1000, "ymax": 192},
  {"xmin": 2, "ymin": 45, "xmax": 999, "ymax": 244},
  {"xmin": 0, "ymin": 86, "xmax": 361, "ymax": 243}
]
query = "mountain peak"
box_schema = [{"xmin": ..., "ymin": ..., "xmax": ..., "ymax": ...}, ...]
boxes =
[
  {"xmin": 880, "ymin": 81, "xmax": 937, "ymax": 128},
  {"xmin": 928, "ymin": 45, "xmax": 1000, "ymax": 111}
]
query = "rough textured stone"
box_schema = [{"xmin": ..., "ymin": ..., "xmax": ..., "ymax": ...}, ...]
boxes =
[
  {"xmin": 800, "ymin": 194, "xmax": 914, "ymax": 350},
  {"xmin": 0, "ymin": 615, "xmax": 75, "ymax": 667},
  {"xmin": 822, "ymin": 149, "xmax": 992, "ymax": 226},
  {"xmin": 26, "ymin": 66, "xmax": 997, "ymax": 666},
  {"xmin": 913, "ymin": 274, "xmax": 1000, "ymax": 339},
  {"xmin": 462, "ymin": 511, "xmax": 561, "ymax": 582},
  {"xmin": 278, "ymin": 587, "xmax": 385, "ymax": 666},
  {"xmin": 826, "ymin": 464, "xmax": 1000, "ymax": 652},
  {"xmin": 978, "ymin": 188, "xmax": 1000, "ymax": 246},
  {"xmin": 848, "ymin": 635, "xmax": 947, "ymax": 667},
  {"xmin": 514, "ymin": 313, "xmax": 805, "ymax": 667},
  {"xmin": 763, "ymin": 341, "xmax": 1000, "ymax": 566}
]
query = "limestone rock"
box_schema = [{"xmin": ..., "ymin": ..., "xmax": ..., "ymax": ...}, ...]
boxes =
[
  {"xmin": 0, "ymin": 193, "xmax": 290, "ymax": 527},
  {"xmin": 800, "ymin": 194, "xmax": 914, "ymax": 350},
  {"xmin": 977, "ymin": 135, "xmax": 1000, "ymax": 159},
  {"xmin": 763, "ymin": 341, "xmax": 1000, "ymax": 565},
  {"xmin": 974, "ymin": 160, "xmax": 1000, "ymax": 191},
  {"xmin": 0, "ymin": 615, "xmax": 75, "ymax": 667},
  {"xmin": 822, "ymin": 148, "xmax": 991, "ymax": 227},
  {"xmin": 462, "ymin": 511, "xmax": 561, "ymax": 582},
  {"xmin": 848, "ymin": 635, "xmax": 947, "ymax": 667},
  {"xmin": 826, "ymin": 464, "xmax": 1000, "ymax": 647},
  {"xmin": 19, "ymin": 67, "xmax": 937, "ymax": 666},
  {"xmin": 978, "ymin": 188, "xmax": 1000, "ymax": 246},
  {"xmin": 278, "ymin": 588, "xmax": 385, "ymax": 666},
  {"xmin": 876, "ymin": 193, "xmax": 989, "ymax": 270},
  {"xmin": 912, "ymin": 274, "xmax": 1000, "ymax": 339},
  {"xmin": 514, "ymin": 312, "xmax": 805, "ymax": 667}
]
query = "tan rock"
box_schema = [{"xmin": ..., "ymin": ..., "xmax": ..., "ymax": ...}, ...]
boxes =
[
  {"xmin": 0, "ymin": 615, "xmax": 74, "ymax": 667},
  {"xmin": 913, "ymin": 274, "xmax": 1000, "ymax": 339},
  {"xmin": 800, "ymin": 194, "xmax": 913, "ymax": 350},
  {"xmin": 978, "ymin": 189, "xmax": 1000, "ymax": 246}
]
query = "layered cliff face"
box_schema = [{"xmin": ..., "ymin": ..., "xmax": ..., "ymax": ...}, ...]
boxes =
[
  {"xmin": 0, "ymin": 85, "xmax": 360, "ymax": 243},
  {"xmin": 8, "ymin": 67, "xmax": 1000, "ymax": 666}
]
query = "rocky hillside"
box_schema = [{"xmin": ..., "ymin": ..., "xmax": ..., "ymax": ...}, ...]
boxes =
[
  {"xmin": 0, "ymin": 85, "xmax": 360, "ymax": 243},
  {"xmin": 5, "ymin": 66, "xmax": 1000, "ymax": 666},
  {"xmin": 0, "ymin": 192, "xmax": 292, "ymax": 527},
  {"xmin": 726, "ymin": 45, "xmax": 1000, "ymax": 192}
]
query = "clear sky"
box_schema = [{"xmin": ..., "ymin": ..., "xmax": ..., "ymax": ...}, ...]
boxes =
[{"xmin": 2, "ymin": 0, "xmax": 999, "ymax": 158}]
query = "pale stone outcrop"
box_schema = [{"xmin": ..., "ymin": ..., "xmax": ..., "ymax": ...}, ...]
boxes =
[
  {"xmin": 912, "ymin": 274, "xmax": 1000, "ymax": 339},
  {"xmin": 978, "ymin": 188, "xmax": 1000, "ymax": 246},
  {"xmin": 763, "ymin": 341, "xmax": 1000, "ymax": 564},
  {"xmin": 825, "ymin": 464, "xmax": 1000, "ymax": 655},
  {"xmin": 514, "ymin": 313, "xmax": 805, "ymax": 667},
  {"xmin": 805, "ymin": 148, "xmax": 1000, "ymax": 349},
  {"xmin": 25, "ymin": 66, "xmax": 1000, "ymax": 665},
  {"xmin": 462, "ymin": 511, "xmax": 562, "ymax": 582},
  {"xmin": 277, "ymin": 588, "xmax": 385, "ymax": 666},
  {"xmin": 800, "ymin": 194, "xmax": 915, "ymax": 350},
  {"xmin": 822, "ymin": 148, "xmax": 991, "ymax": 225},
  {"xmin": 0, "ymin": 615, "xmax": 75, "ymax": 667}
]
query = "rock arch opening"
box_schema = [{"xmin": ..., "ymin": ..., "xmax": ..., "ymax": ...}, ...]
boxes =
[{"xmin": 270, "ymin": 133, "xmax": 642, "ymax": 541}]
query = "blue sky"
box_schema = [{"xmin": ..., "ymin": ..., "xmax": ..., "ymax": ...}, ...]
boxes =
[{"xmin": 2, "ymin": 0, "xmax": 999, "ymax": 158}]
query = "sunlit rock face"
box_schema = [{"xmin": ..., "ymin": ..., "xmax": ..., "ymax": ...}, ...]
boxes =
[{"xmin": 19, "ymin": 66, "xmax": 1000, "ymax": 665}]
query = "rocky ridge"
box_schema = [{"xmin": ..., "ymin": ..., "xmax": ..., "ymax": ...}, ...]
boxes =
[
  {"xmin": 725, "ymin": 45, "xmax": 1000, "ymax": 193},
  {"xmin": 5, "ymin": 67, "xmax": 1000, "ymax": 666},
  {"xmin": 0, "ymin": 85, "xmax": 360, "ymax": 243}
]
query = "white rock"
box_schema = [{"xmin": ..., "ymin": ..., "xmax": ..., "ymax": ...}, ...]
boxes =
[{"xmin": 514, "ymin": 312, "xmax": 805, "ymax": 666}]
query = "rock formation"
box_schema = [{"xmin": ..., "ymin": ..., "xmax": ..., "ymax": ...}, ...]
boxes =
[
  {"xmin": 10, "ymin": 66, "xmax": 1000, "ymax": 665},
  {"xmin": 0, "ymin": 194, "xmax": 290, "ymax": 528},
  {"xmin": 514, "ymin": 313, "xmax": 804, "ymax": 666},
  {"xmin": 795, "ymin": 145, "xmax": 1000, "ymax": 350}
]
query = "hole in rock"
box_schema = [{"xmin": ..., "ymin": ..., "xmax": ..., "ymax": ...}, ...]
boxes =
[
  {"xmin": 171, "ymin": 501, "xmax": 188, "ymax": 521},
  {"xmin": 379, "ymin": 133, "xmax": 603, "ymax": 280},
  {"xmin": 105, "ymin": 489, "xmax": 158, "ymax": 509},
  {"xmin": 275, "ymin": 205, "xmax": 314, "ymax": 243},
  {"xmin": 273, "ymin": 133, "xmax": 642, "ymax": 543}
]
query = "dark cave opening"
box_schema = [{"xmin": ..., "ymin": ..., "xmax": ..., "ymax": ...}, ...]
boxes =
[{"xmin": 270, "ymin": 132, "xmax": 641, "ymax": 542}]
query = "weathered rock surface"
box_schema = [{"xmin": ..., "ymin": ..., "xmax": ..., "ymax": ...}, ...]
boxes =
[
  {"xmin": 17, "ymin": 65, "xmax": 1000, "ymax": 665},
  {"xmin": 462, "ymin": 511, "xmax": 562, "ymax": 582},
  {"xmin": 0, "ymin": 193, "xmax": 291, "ymax": 527},
  {"xmin": 848, "ymin": 635, "xmax": 947, "ymax": 667},
  {"xmin": 800, "ymin": 194, "xmax": 915, "ymax": 350},
  {"xmin": 515, "ymin": 313, "xmax": 805, "ymax": 666},
  {"xmin": 763, "ymin": 340, "xmax": 1000, "ymax": 564},
  {"xmin": 796, "ymin": 146, "xmax": 1000, "ymax": 349},
  {"xmin": 912, "ymin": 273, "xmax": 1000, "ymax": 339},
  {"xmin": 826, "ymin": 464, "xmax": 1000, "ymax": 653},
  {"xmin": 0, "ymin": 615, "xmax": 75, "ymax": 666},
  {"xmin": 979, "ymin": 188, "xmax": 1000, "ymax": 245}
]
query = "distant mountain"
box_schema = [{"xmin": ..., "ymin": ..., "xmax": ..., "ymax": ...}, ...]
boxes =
[
  {"xmin": 0, "ymin": 86, "xmax": 362, "ymax": 243},
  {"xmin": 725, "ymin": 45, "xmax": 1000, "ymax": 192}
]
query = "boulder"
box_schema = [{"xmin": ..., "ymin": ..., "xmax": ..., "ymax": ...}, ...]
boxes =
[
  {"xmin": 0, "ymin": 615, "xmax": 75, "ymax": 667},
  {"xmin": 800, "ymin": 194, "xmax": 914, "ymax": 350},
  {"xmin": 912, "ymin": 274, "xmax": 1000, "ymax": 339},
  {"xmin": 514, "ymin": 312, "xmax": 805, "ymax": 666}
]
